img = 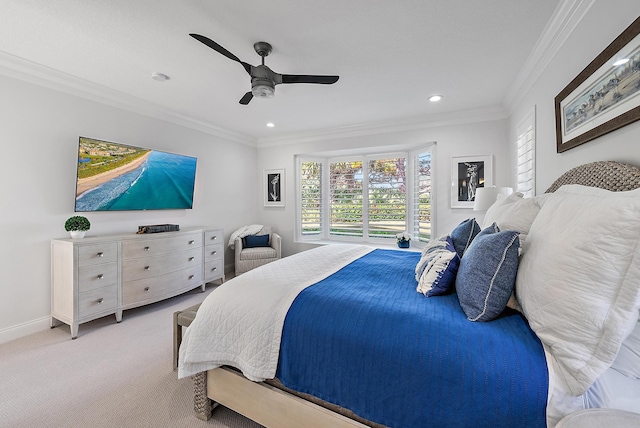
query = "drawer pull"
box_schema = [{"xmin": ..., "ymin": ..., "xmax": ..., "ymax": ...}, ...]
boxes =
[
  {"xmin": 188, "ymin": 275, "xmax": 194, "ymax": 280},
  {"xmin": 189, "ymin": 240, "xmax": 195, "ymax": 245},
  {"xmin": 211, "ymin": 267, "xmax": 217, "ymax": 272},
  {"xmin": 189, "ymin": 257, "xmax": 195, "ymax": 261},
  {"xmin": 144, "ymin": 287, "xmax": 150, "ymax": 292},
  {"xmin": 97, "ymin": 274, "xmax": 104, "ymax": 280},
  {"xmin": 211, "ymin": 251, "xmax": 217, "ymax": 255},
  {"xmin": 97, "ymin": 298, "xmax": 104, "ymax": 304},
  {"xmin": 211, "ymin": 236, "xmax": 217, "ymax": 240},
  {"xmin": 144, "ymin": 246, "xmax": 150, "ymax": 251},
  {"xmin": 97, "ymin": 252, "xmax": 104, "ymax": 257},
  {"xmin": 144, "ymin": 266, "xmax": 150, "ymax": 271}
]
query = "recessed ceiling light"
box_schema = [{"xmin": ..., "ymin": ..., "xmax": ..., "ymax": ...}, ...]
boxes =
[
  {"xmin": 151, "ymin": 72, "xmax": 170, "ymax": 82},
  {"xmin": 266, "ymin": 122, "xmax": 275, "ymax": 128},
  {"xmin": 613, "ymin": 58, "xmax": 630, "ymax": 66},
  {"xmin": 428, "ymin": 95, "xmax": 442, "ymax": 102}
]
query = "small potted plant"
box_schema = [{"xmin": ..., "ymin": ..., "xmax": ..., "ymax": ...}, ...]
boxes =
[
  {"xmin": 396, "ymin": 231, "xmax": 412, "ymax": 248},
  {"xmin": 65, "ymin": 215, "xmax": 91, "ymax": 239}
]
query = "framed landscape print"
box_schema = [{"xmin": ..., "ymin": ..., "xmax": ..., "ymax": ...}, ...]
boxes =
[
  {"xmin": 555, "ymin": 17, "xmax": 640, "ymax": 153},
  {"xmin": 264, "ymin": 169, "xmax": 285, "ymax": 207},
  {"xmin": 451, "ymin": 155, "xmax": 492, "ymax": 209}
]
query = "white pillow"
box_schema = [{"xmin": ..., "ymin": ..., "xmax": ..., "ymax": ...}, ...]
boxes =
[
  {"xmin": 482, "ymin": 192, "xmax": 546, "ymax": 241},
  {"xmin": 516, "ymin": 184, "xmax": 640, "ymax": 396}
]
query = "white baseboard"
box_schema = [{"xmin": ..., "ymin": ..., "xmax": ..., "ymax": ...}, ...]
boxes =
[{"xmin": 0, "ymin": 316, "xmax": 50, "ymax": 345}]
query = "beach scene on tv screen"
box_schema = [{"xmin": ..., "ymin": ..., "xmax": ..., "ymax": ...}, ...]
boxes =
[{"xmin": 75, "ymin": 137, "xmax": 197, "ymax": 211}]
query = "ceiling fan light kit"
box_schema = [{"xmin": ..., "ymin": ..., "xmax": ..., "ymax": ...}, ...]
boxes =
[
  {"xmin": 189, "ymin": 34, "xmax": 339, "ymax": 105},
  {"xmin": 252, "ymin": 80, "xmax": 275, "ymax": 98}
]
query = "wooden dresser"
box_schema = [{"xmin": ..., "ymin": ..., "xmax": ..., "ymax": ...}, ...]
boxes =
[{"xmin": 51, "ymin": 227, "xmax": 224, "ymax": 338}]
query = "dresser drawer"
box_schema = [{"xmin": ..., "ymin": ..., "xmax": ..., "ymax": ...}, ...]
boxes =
[
  {"xmin": 205, "ymin": 259, "xmax": 223, "ymax": 282},
  {"xmin": 78, "ymin": 243, "xmax": 118, "ymax": 266},
  {"xmin": 204, "ymin": 229, "xmax": 223, "ymax": 245},
  {"xmin": 122, "ymin": 266, "xmax": 202, "ymax": 306},
  {"xmin": 78, "ymin": 262, "xmax": 118, "ymax": 292},
  {"xmin": 78, "ymin": 285, "xmax": 118, "ymax": 319},
  {"xmin": 122, "ymin": 233, "xmax": 202, "ymax": 259},
  {"xmin": 204, "ymin": 243, "xmax": 223, "ymax": 262},
  {"xmin": 122, "ymin": 247, "xmax": 202, "ymax": 282}
]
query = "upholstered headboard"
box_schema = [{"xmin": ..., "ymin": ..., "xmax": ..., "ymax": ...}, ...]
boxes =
[{"xmin": 545, "ymin": 161, "xmax": 640, "ymax": 193}]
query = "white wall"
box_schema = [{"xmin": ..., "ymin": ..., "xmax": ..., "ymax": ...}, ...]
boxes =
[
  {"xmin": 256, "ymin": 115, "xmax": 510, "ymax": 257},
  {"xmin": 0, "ymin": 74, "xmax": 258, "ymax": 343},
  {"xmin": 509, "ymin": 1, "xmax": 640, "ymax": 191}
]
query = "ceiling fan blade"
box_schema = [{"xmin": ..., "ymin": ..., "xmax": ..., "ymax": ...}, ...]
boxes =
[
  {"xmin": 281, "ymin": 74, "xmax": 339, "ymax": 85},
  {"xmin": 189, "ymin": 33, "xmax": 252, "ymax": 74},
  {"xmin": 239, "ymin": 92, "xmax": 253, "ymax": 105}
]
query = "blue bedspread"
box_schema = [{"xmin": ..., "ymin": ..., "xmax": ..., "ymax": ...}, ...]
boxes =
[{"xmin": 276, "ymin": 249, "xmax": 548, "ymax": 428}]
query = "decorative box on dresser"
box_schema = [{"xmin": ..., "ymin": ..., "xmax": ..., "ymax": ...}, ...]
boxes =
[{"xmin": 51, "ymin": 227, "xmax": 224, "ymax": 339}]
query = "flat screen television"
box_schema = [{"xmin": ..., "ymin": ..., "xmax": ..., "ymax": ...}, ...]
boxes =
[{"xmin": 74, "ymin": 136, "xmax": 197, "ymax": 212}]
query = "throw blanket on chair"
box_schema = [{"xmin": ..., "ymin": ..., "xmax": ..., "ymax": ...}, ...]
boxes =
[{"xmin": 227, "ymin": 224, "xmax": 263, "ymax": 250}]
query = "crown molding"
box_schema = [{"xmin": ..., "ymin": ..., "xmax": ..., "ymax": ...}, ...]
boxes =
[
  {"xmin": 0, "ymin": 51, "xmax": 257, "ymax": 147},
  {"xmin": 256, "ymin": 105, "xmax": 509, "ymax": 148},
  {"xmin": 503, "ymin": 0, "xmax": 595, "ymax": 113}
]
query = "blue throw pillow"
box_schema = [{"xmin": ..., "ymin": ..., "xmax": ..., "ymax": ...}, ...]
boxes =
[
  {"xmin": 416, "ymin": 236, "xmax": 460, "ymax": 297},
  {"xmin": 244, "ymin": 234, "xmax": 270, "ymax": 248},
  {"xmin": 450, "ymin": 218, "xmax": 481, "ymax": 258},
  {"xmin": 455, "ymin": 227, "xmax": 520, "ymax": 322}
]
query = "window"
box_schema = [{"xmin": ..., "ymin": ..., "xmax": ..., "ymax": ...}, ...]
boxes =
[
  {"xmin": 296, "ymin": 146, "xmax": 433, "ymax": 245},
  {"xmin": 412, "ymin": 151, "xmax": 432, "ymax": 242},
  {"xmin": 367, "ymin": 157, "xmax": 407, "ymax": 240},
  {"xmin": 330, "ymin": 160, "xmax": 364, "ymax": 238},
  {"xmin": 515, "ymin": 107, "xmax": 536, "ymax": 197},
  {"xmin": 300, "ymin": 160, "xmax": 323, "ymax": 237}
]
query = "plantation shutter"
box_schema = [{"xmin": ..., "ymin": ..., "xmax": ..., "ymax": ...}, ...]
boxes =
[
  {"xmin": 300, "ymin": 160, "xmax": 323, "ymax": 236},
  {"xmin": 329, "ymin": 161, "xmax": 363, "ymax": 238},
  {"xmin": 368, "ymin": 157, "xmax": 407, "ymax": 240},
  {"xmin": 412, "ymin": 150, "xmax": 432, "ymax": 242},
  {"xmin": 516, "ymin": 108, "xmax": 536, "ymax": 197}
]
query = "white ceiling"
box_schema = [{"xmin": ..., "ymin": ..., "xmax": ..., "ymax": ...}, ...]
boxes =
[{"xmin": 0, "ymin": 0, "xmax": 561, "ymax": 143}]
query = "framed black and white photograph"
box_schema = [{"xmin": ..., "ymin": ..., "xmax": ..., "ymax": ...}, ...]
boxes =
[
  {"xmin": 264, "ymin": 169, "xmax": 285, "ymax": 207},
  {"xmin": 451, "ymin": 155, "xmax": 492, "ymax": 209},
  {"xmin": 555, "ymin": 17, "xmax": 640, "ymax": 153}
]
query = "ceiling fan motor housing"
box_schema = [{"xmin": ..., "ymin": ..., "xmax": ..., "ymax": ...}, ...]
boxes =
[{"xmin": 251, "ymin": 64, "xmax": 278, "ymax": 98}]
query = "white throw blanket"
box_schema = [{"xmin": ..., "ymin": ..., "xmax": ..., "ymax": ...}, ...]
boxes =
[
  {"xmin": 178, "ymin": 244, "xmax": 374, "ymax": 380},
  {"xmin": 227, "ymin": 224, "xmax": 263, "ymax": 250}
]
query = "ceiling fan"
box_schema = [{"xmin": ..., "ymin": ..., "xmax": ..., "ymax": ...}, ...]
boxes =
[{"xmin": 190, "ymin": 34, "xmax": 339, "ymax": 105}]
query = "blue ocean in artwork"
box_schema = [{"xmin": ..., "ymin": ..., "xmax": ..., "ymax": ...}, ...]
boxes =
[{"xmin": 75, "ymin": 151, "xmax": 197, "ymax": 211}]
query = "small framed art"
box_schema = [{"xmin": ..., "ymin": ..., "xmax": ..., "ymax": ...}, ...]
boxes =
[
  {"xmin": 264, "ymin": 169, "xmax": 285, "ymax": 207},
  {"xmin": 451, "ymin": 155, "xmax": 493, "ymax": 208}
]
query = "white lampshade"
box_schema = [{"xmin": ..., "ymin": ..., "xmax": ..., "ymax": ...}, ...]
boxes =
[{"xmin": 473, "ymin": 186, "xmax": 513, "ymax": 211}]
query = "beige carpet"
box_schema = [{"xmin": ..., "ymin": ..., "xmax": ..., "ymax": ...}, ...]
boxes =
[{"xmin": 0, "ymin": 284, "xmax": 263, "ymax": 428}]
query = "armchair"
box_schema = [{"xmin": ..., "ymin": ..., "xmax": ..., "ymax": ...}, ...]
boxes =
[{"xmin": 234, "ymin": 226, "xmax": 282, "ymax": 276}]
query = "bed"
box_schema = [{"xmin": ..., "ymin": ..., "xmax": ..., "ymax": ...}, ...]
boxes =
[{"xmin": 179, "ymin": 161, "xmax": 640, "ymax": 427}]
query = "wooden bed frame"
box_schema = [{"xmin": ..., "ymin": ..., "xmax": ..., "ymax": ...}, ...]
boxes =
[{"xmin": 191, "ymin": 160, "xmax": 640, "ymax": 427}]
